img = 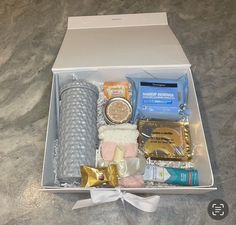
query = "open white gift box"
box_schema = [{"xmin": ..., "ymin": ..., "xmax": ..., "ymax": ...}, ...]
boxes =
[{"xmin": 41, "ymin": 12, "xmax": 216, "ymax": 194}]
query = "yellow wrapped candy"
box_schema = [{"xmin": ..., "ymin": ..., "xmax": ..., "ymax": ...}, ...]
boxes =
[
  {"xmin": 113, "ymin": 145, "xmax": 125, "ymax": 163},
  {"xmin": 80, "ymin": 164, "xmax": 118, "ymax": 187}
]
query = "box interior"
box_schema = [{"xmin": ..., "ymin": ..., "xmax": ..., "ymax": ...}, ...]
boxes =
[{"xmin": 42, "ymin": 66, "xmax": 214, "ymax": 190}]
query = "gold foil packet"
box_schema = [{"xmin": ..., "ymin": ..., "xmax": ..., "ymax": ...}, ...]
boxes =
[
  {"xmin": 138, "ymin": 120, "xmax": 192, "ymax": 161},
  {"xmin": 80, "ymin": 164, "xmax": 118, "ymax": 187}
]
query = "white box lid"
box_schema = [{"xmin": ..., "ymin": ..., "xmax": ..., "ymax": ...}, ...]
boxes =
[{"xmin": 52, "ymin": 12, "xmax": 190, "ymax": 71}]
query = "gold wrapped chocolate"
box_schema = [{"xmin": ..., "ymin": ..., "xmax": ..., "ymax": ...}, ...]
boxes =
[
  {"xmin": 80, "ymin": 164, "xmax": 118, "ymax": 187},
  {"xmin": 138, "ymin": 120, "xmax": 192, "ymax": 161}
]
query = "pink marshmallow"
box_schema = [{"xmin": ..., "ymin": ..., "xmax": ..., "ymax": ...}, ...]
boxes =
[
  {"xmin": 124, "ymin": 143, "xmax": 138, "ymax": 158},
  {"xmin": 101, "ymin": 142, "xmax": 138, "ymax": 161},
  {"xmin": 101, "ymin": 142, "xmax": 117, "ymax": 161}
]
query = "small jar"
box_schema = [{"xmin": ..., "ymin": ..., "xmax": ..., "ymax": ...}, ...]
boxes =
[{"xmin": 103, "ymin": 97, "xmax": 132, "ymax": 124}]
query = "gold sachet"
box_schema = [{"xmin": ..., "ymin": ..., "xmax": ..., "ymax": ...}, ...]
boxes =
[
  {"xmin": 138, "ymin": 120, "xmax": 192, "ymax": 161},
  {"xmin": 80, "ymin": 164, "xmax": 118, "ymax": 187}
]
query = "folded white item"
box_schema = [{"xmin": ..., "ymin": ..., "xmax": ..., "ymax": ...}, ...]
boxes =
[
  {"xmin": 99, "ymin": 123, "xmax": 137, "ymax": 132},
  {"xmin": 99, "ymin": 124, "xmax": 139, "ymax": 144}
]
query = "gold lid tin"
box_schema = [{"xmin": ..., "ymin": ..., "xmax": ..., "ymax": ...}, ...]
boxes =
[{"xmin": 103, "ymin": 97, "xmax": 132, "ymax": 124}]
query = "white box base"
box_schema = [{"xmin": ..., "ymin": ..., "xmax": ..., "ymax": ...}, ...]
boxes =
[{"xmin": 41, "ymin": 66, "xmax": 216, "ymax": 194}]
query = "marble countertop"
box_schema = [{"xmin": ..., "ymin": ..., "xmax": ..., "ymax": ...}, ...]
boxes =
[{"xmin": 0, "ymin": 0, "xmax": 235, "ymax": 224}]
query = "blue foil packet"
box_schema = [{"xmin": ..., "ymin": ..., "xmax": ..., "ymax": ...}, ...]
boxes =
[{"xmin": 127, "ymin": 75, "xmax": 189, "ymax": 123}]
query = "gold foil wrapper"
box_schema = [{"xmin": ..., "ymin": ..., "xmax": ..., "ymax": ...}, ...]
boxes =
[
  {"xmin": 80, "ymin": 164, "xmax": 118, "ymax": 187},
  {"xmin": 138, "ymin": 120, "xmax": 192, "ymax": 161}
]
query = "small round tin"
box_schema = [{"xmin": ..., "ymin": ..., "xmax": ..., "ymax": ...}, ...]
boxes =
[{"xmin": 104, "ymin": 97, "xmax": 132, "ymax": 124}]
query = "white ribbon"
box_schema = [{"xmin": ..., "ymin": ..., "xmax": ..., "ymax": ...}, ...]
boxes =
[{"xmin": 72, "ymin": 189, "xmax": 160, "ymax": 212}]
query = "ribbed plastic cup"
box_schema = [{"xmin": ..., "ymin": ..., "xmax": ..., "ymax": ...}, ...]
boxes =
[{"xmin": 57, "ymin": 80, "xmax": 98, "ymax": 183}]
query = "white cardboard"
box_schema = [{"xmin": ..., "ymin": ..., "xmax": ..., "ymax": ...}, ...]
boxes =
[
  {"xmin": 67, "ymin": 12, "xmax": 168, "ymax": 29},
  {"xmin": 42, "ymin": 12, "xmax": 215, "ymax": 194},
  {"xmin": 53, "ymin": 13, "xmax": 190, "ymax": 72}
]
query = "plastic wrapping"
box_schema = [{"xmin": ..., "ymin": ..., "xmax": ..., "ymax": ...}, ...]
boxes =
[
  {"xmin": 138, "ymin": 120, "xmax": 192, "ymax": 161},
  {"xmin": 127, "ymin": 75, "xmax": 189, "ymax": 123}
]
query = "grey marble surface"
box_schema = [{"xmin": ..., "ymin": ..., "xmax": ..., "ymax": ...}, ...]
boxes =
[{"xmin": 0, "ymin": 0, "xmax": 235, "ymax": 224}]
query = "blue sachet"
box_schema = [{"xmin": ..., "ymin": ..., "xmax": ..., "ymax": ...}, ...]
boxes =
[{"xmin": 127, "ymin": 75, "xmax": 189, "ymax": 123}]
